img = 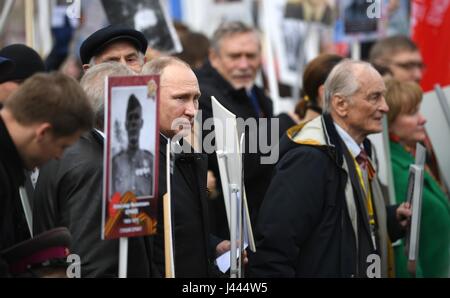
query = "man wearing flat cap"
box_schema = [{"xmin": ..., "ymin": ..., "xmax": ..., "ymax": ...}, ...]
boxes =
[
  {"xmin": 0, "ymin": 44, "xmax": 46, "ymax": 107},
  {"xmin": 112, "ymin": 94, "xmax": 154, "ymax": 197},
  {"xmin": 1, "ymin": 227, "xmax": 71, "ymax": 277},
  {"xmin": 80, "ymin": 24, "xmax": 148, "ymax": 73}
]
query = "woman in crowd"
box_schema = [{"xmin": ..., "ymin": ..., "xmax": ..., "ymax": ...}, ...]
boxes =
[{"xmin": 385, "ymin": 78, "xmax": 450, "ymax": 277}]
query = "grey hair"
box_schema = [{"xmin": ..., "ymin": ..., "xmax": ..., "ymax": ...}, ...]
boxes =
[
  {"xmin": 141, "ymin": 56, "xmax": 191, "ymax": 76},
  {"xmin": 323, "ymin": 59, "xmax": 378, "ymax": 113},
  {"xmin": 88, "ymin": 52, "xmax": 145, "ymax": 69},
  {"xmin": 210, "ymin": 21, "xmax": 260, "ymax": 53},
  {"xmin": 80, "ymin": 62, "xmax": 134, "ymax": 127},
  {"xmin": 369, "ymin": 35, "xmax": 419, "ymax": 67}
]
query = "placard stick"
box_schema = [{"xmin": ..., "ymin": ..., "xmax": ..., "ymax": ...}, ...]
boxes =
[
  {"xmin": 118, "ymin": 237, "xmax": 128, "ymax": 278},
  {"xmin": 164, "ymin": 139, "xmax": 175, "ymax": 278}
]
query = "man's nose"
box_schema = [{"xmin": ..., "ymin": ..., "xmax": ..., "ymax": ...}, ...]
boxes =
[
  {"xmin": 379, "ymin": 96, "xmax": 389, "ymax": 113},
  {"xmin": 119, "ymin": 57, "xmax": 128, "ymax": 67},
  {"xmin": 237, "ymin": 56, "xmax": 250, "ymax": 69},
  {"xmin": 185, "ymin": 100, "xmax": 197, "ymax": 116}
]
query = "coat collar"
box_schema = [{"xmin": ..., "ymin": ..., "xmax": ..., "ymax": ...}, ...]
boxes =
[
  {"xmin": 286, "ymin": 114, "xmax": 376, "ymax": 250},
  {"xmin": 197, "ymin": 60, "xmax": 236, "ymax": 97},
  {"xmin": 286, "ymin": 114, "xmax": 344, "ymax": 167},
  {"xmin": 389, "ymin": 141, "xmax": 413, "ymax": 169},
  {"xmin": 197, "ymin": 60, "xmax": 274, "ymax": 118},
  {"xmin": 0, "ymin": 114, "xmax": 26, "ymax": 185}
]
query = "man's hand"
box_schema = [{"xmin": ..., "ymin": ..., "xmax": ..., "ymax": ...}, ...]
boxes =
[
  {"xmin": 207, "ymin": 170, "xmax": 219, "ymax": 199},
  {"xmin": 396, "ymin": 202, "xmax": 412, "ymax": 229},
  {"xmin": 215, "ymin": 240, "xmax": 248, "ymax": 265}
]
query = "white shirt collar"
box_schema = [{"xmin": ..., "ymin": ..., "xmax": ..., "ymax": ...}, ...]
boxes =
[{"xmin": 334, "ymin": 123, "xmax": 362, "ymax": 158}]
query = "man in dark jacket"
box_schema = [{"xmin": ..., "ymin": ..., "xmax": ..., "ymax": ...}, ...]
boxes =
[
  {"xmin": 142, "ymin": 57, "xmax": 224, "ymax": 277},
  {"xmin": 0, "ymin": 72, "xmax": 93, "ymax": 276},
  {"xmin": 196, "ymin": 21, "xmax": 275, "ymax": 239},
  {"xmin": 32, "ymin": 62, "xmax": 156, "ymax": 277},
  {"xmin": 249, "ymin": 60, "xmax": 411, "ymax": 278}
]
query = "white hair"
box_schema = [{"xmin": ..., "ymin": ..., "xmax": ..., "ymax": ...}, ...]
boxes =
[
  {"xmin": 323, "ymin": 59, "xmax": 379, "ymax": 113},
  {"xmin": 80, "ymin": 62, "xmax": 134, "ymax": 126}
]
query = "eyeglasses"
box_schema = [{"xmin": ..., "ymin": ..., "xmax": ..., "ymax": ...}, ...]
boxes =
[{"xmin": 392, "ymin": 61, "xmax": 425, "ymax": 71}]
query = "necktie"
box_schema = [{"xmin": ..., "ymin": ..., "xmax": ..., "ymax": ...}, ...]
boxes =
[
  {"xmin": 248, "ymin": 88, "xmax": 262, "ymax": 118},
  {"xmin": 356, "ymin": 149, "xmax": 369, "ymax": 171},
  {"xmin": 356, "ymin": 148, "xmax": 376, "ymax": 181}
]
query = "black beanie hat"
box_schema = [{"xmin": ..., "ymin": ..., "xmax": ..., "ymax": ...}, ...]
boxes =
[{"xmin": 0, "ymin": 44, "xmax": 46, "ymax": 84}]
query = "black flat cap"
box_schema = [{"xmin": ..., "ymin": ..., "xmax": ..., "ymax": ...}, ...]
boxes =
[
  {"xmin": 79, "ymin": 25, "xmax": 148, "ymax": 65},
  {"xmin": 0, "ymin": 56, "xmax": 14, "ymax": 75},
  {"xmin": 0, "ymin": 227, "xmax": 71, "ymax": 275},
  {"xmin": 0, "ymin": 44, "xmax": 45, "ymax": 84}
]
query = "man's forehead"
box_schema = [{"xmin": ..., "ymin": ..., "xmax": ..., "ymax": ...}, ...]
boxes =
[
  {"xmin": 391, "ymin": 50, "xmax": 422, "ymax": 62},
  {"xmin": 98, "ymin": 41, "xmax": 139, "ymax": 57},
  {"xmin": 220, "ymin": 33, "xmax": 261, "ymax": 50},
  {"xmin": 355, "ymin": 68, "xmax": 384, "ymax": 91},
  {"xmin": 161, "ymin": 65, "xmax": 199, "ymax": 87}
]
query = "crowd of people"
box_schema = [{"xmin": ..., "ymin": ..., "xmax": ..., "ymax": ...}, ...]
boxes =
[{"xmin": 0, "ymin": 19, "xmax": 448, "ymax": 278}]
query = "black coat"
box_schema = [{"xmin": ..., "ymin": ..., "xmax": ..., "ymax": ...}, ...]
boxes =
[
  {"xmin": 33, "ymin": 130, "xmax": 155, "ymax": 277},
  {"xmin": 249, "ymin": 115, "xmax": 403, "ymax": 277},
  {"xmin": 154, "ymin": 134, "xmax": 218, "ymax": 277},
  {"xmin": 0, "ymin": 115, "xmax": 31, "ymax": 252},
  {"xmin": 196, "ymin": 61, "xmax": 275, "ymax": 238}
]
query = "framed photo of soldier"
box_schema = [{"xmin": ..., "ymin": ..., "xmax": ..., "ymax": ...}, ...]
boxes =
[
  {"xmin": 266, "ymin": 0, "xmax": 336, "ymax": 86},
  {"xmin": 101, "ymin": 0, "xmax": 182, "ymax": 54},
  {"xmin": 336, "ymin": 0, "xmax": 384, "ymax": 42},
  {"xmin": 102, "ymin": 75, "xmax": 160, "ymax": 240}
]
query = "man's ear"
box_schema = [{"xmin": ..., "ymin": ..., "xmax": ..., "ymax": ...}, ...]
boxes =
[
  {"xmin": 209, "ymin": 48, "xmax": 219, "ymax": 69},
  {"xmin": 35, "ymin": 123, "xmax": 53, "ymax": 142},
  {"xmin": 332, "ymin": 94, "xmax": 349, "ymax": 117}
]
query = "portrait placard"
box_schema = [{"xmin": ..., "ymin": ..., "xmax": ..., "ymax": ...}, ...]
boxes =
[{"xmin": 102, "ymin": 75, "xmax": 160, "ymax": 240}]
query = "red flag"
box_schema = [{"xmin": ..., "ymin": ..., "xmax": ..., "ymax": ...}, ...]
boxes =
[{"xmin": 412, "ymin": 0, "xmax": 450, "ymax": 92}]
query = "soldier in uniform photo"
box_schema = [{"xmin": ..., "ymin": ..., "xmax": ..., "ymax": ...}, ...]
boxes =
[{"xmin": 112, "ymin": 94, "xmax": 154, "ymax": 197}]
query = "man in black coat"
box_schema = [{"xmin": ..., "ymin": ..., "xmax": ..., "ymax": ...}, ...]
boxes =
[
  {"xmin": 196, "ymin": 21, "xmax": 275, "ymax": 239},
  {"xmin": 249, "ymin": 60, "xmax": 411, "ymax": 278},
  {"xmin": 0, "ymin": 72, "xmax": 93, "ymax": 276},
  {"xmin": 32, "ymin": 62, "xmax": 156, "ymax": 277},
  {"xmin": 142, "ymin": 57, "xmax": 224, "ymax": 277}
]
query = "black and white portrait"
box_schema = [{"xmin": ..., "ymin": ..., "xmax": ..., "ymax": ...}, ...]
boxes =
[
  {"xmin": 110, "ymin": 86, "xmax": 156, "ymax": 198},
  {"xmin": 342, "ymin": 0, "xmax": 378, "ymax": 35},
  {"xmin": 101, "ymin": 0, "xmax": 182, "ymax": 53}
]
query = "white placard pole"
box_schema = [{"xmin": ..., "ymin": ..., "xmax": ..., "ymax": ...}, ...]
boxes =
[
  {"xmin": 262, "ymin": 0, "xmax": 281, "ymax": 114},
  {"xmin": 164, "ymin": 139, "xmax": 175, "ymax": 278},
  {"xmin": 118, "ymin": 237, "xmax": 128, "ymax": 278}
]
